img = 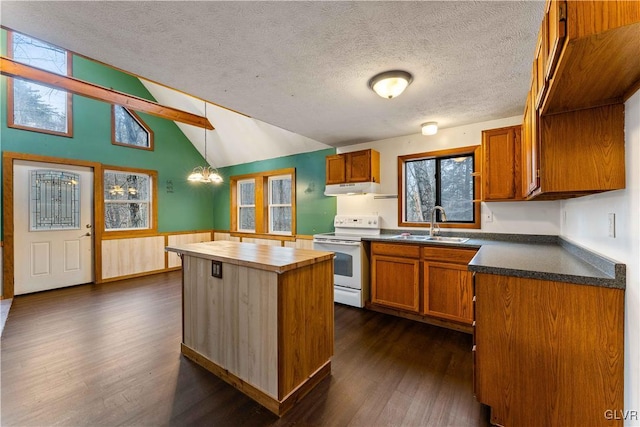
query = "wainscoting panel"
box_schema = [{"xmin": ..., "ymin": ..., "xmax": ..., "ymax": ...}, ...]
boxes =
[
  {"xmin": 102, "ymin": 236, "xmax": 165, "ymax": 280},
  {"xmin": 167, "ymin": 232, "xmax": 213, "ymax": 268}
]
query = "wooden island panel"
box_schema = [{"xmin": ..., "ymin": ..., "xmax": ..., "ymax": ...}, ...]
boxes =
[{"xmin": 172, "ymin": 241, "xmax": 334, "ymax": 416}]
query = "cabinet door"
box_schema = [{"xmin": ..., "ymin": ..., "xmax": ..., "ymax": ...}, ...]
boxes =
[
  {"xmin": 423, "ymin": 261, "xmax": 473, "ymax": 324},
  {"xmin": 475, "ymin": 273, "xmax": 624, "ymax": 427},
  {"xmin": 345, "ymin": 150, "xmax": 372, "ymax": 183},
  {"xmin": 325, "ymin": 154, "xmax": 346, "ymax": 185},
  {"xmin": 522, "ymin": 91, "xmax": 540, "ymax": 197},
  {"xmin": 534, "ymin": 28, "xmax": 547, "ymax": 110},
  {"xmin": 371, "ymin": 254, "xmax": 419, "ymax": 313},
  {"xmin": 544, "ymin": 0, "xmax": 566, "ymax": 81},
  {"xmin": 482, "ymin": 125, "xmax": 521, "ymax": 201}
]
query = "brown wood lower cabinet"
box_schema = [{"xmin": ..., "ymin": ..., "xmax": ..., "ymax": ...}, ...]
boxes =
[
  {"xmin": 422, "ymin": 246, "xmax": 476, "ymax": 325},
  {"xmin": 370, "ymin": 242, "xmax": 477, "ymax": 329},
  {"xmin": 474, "ymin": 273, "xmax": 624, "ymax": 427},
  {"xmin": 371, "ymin": 242, "xmax": 420, "ymax": 313}
]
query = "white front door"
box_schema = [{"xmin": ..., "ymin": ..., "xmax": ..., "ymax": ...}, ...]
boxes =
[{"xmin": 14, "ymin": 160, "xmax": 94, "ymax": 295}]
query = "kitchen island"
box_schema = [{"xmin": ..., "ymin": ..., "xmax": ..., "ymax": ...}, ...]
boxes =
[{"xmin": 165, "ymin": 241, "xmax": 334, "ymax": 416}]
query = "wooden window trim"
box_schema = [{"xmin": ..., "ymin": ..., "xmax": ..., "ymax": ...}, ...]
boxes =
[
  {"xmin": 236, "ymin": 178, "xmax": 257, "ymax": 233},
  {"xmin": 102, "ymin": 164, "xmax": 158, "ymax": 238},
  {"xmin": 230, "ymin": 168, "xmax": 296, "ymax": 236},
  {"xmin": 6, "ymin": 30, "xmax": 74, "ymax": 138},
  {"xmin": 111, "ymin": 105, "xmax": 155, "ymax": 151},
  {"xmin": 398, "ymin": 146, "xmax": 481, "ymax": 229}
]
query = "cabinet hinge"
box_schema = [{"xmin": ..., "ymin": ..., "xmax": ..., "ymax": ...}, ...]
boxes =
[{"xmin": 559, "ymin": 1, "xmax": 567, "ymax": 21}]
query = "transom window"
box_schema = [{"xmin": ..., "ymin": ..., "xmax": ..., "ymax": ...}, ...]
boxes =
[
  {"xmin": 112, "ymin": 105, "xmax": 154, "ymax": 150},
  {"xmin": 399, "ymin": 146, "xmax": 480, "ymax": 229},
  {"xmin": 104, "ymin": 168, "xmax": 156, "ymax": 232},
  {"xmin": 7, "ymin": 31, "xmax": 73, "ymax": 136},
  {"xmin": 231, "ymin": 168, "xmax": 296, "ymax": 236}
]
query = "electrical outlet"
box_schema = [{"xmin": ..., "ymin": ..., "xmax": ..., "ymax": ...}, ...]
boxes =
[
  {"xmin": 608, "ymin": 213, "xmax": 616, "ymax": 238},
  {"xmin": 484, "ymin": 210, "xmax": 493, "ymax": 223}
]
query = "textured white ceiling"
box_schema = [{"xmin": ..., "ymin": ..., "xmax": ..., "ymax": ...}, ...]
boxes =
[{"xmin": 0, "ymin": 1, "xmax": 545, "ymax": 147}]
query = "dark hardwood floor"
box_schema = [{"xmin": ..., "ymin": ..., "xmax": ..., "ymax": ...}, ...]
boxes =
[{"xmin": 1, "ymin": 271, "xmax": 490, "ymax": 426}]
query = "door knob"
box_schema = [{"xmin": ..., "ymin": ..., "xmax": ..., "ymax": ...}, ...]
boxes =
[
  {"xmin": 86, "ymin": 224, "xmax": 92, "ymax": 228},
  {"xmin": 79, "ymin": 232, "xmax": 91, "ymax": 237}
]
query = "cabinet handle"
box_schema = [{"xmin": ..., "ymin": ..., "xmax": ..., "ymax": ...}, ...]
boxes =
[
  {"xmin": 473, "ymin": 295, "xmax": 476, "ymax": 302},
  {"xmin": 472, "ymin": 321, "xmax": 476, "ymax": 327},
  {"xmin": 472, "ymin": 345, "xmax": 476, "ymax": 352}
]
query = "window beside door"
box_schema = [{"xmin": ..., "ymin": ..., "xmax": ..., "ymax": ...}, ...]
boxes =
[
  {"xmin": 231, "ymin": 168, "xmax": 295, "ymax": 236},
  {"xmin": 7, "ymin": 31, "xmax": 73, "ymax": 136},
  {"xmin": 398, "ymin": 146, "xmax": 481, "ymax": 229},
  {"xmin": 103, "ymin": 167, "xmax": 157, "ymax": 234}
]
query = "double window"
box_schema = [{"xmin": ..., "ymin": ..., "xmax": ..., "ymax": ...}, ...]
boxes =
[
  {"xmin": 231, "ymin": 169, "xmax": 295, "ymax": 236},
  {"xmin": 399, "ymin": 146, "xmax": 480, "ymax": 228},
  {"xmin": 7, "ymin": 31, "xmax": 73, "ymax": 136}
]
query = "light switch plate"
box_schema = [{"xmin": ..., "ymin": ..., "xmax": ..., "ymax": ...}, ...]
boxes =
[
  {"xmin": 483, "ymin": 209, "xmax": 493, "ymax": 223},
  {"xmin": 608, "ymin": 213, "xmax": 616, "ymax": 238}
]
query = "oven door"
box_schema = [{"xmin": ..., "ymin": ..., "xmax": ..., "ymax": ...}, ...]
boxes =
[{"xmin": 312, "ymin": 240, "xmax": 362, "ymax": 290}]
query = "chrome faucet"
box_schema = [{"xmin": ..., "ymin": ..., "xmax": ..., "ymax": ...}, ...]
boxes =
[{"xmin": 430, "ymin": 206, "xmax": 447, "ymax": 237}]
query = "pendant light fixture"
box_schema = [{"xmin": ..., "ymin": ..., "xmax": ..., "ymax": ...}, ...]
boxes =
[
  {"xmin": 188, "ymin": 102, "xmax": 223, "ymax": 184},
  {"xmin": 368, "ymin": 70, "xmax": 413, "ymax": 99}
]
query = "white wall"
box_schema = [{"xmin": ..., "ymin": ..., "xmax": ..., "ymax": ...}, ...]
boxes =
[
  {"xmin": 337, "ymin": 116, "xmax": 560, "ymax": 234},
  {"xmin": 140, "ymin": 80, "xmax": 331, "ymax": 168},
  {"xmin": 561, "ymin": 90, "xmax": 640, "ymax": 426}
]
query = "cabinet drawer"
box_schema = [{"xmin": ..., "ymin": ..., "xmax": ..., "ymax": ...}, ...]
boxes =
[
  {"xmin": 421, "ymin": 247, "xmax": 477, "ymax": 264},
  {"xmin": 372, "ymin": 242, "xmax": 420, "ymax": 258}
]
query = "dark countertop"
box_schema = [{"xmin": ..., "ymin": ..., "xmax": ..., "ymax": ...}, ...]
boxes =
[{"xmin": 362, "ymin": 233, "xmax": 625, "ymax": 289}]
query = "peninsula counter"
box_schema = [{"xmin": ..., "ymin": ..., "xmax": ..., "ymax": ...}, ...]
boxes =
[{"xmin": 165, "ymin": 241, "xmax": 335, "ymax": 416}]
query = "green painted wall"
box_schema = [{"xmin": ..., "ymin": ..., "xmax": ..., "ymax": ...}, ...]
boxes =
[
  {"xmin": 212, "ymin": 149, "xmax": 337, "ymax": 235},
  {"xmin": 0, "ymin": 29, "xmax": 214, "ymax": 235}
]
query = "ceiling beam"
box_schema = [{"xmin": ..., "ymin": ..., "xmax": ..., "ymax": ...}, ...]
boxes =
[{"xmin": 0, "ymin": 56, "xmax": 214, "ymax": 130}]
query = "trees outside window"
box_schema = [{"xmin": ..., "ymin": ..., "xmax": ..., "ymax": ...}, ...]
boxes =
[
  {"xmin": 7, "ymin": 31, "xmax": 73, "ymax": 136},
  {"xmin": 399, "ymin": 147, "xmax": 480, "ymax": 229},
  {"xmin": 112, "ymin": 105, "xmax": 153, "ymax": 150},
  {"xmin": 231, "ymin": 169, "xmax": 295, "ymax": 236},
  {"xmin": 104, "ymin": 168, "xmax": 156, "ymax": 233}
]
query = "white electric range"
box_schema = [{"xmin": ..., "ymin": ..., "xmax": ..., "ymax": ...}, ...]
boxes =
[{"xmin": 312, "ymin": 215, "xmax": 380, "ymax": 307}]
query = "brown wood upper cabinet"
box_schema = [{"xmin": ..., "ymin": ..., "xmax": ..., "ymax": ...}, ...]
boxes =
[
  {"xmin": 481, "ymin": 125, "xmax": 522, "ymax": 201},
  {"xmin": 521, "ymin": 0, "xmax": 636, "ymax": 200},
  {"xmin": 325, "ymin": 149, "xmax": 380, "ymax": 185},
  {"xmin": 526, "ymin": 102, "xmax": 625, "ymax": 200},
  {"xmin": 539, "ymin": 0, "xmax": 640, "ymax": 115}
]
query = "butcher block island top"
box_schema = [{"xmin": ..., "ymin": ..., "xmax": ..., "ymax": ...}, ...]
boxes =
[
  {"xmin": 166, "ymin": 240, "xmax": 334, "ymax": 273},
  {"xmin": 165, "ymin": 241, "xmax": 335, "ymax": 417}
]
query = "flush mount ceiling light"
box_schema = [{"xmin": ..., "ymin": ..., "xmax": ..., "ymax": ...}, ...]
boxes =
[
  {"xmin": 421, "ymin": 121, "xmax": 438, "ymax": 135},
  {"xmin": 368, "ymin": 70, "xmax": 413, "ymax": 99},
  {"xmin": 188, "ymin": 102, "xmax": 223, "ymax": 184}
]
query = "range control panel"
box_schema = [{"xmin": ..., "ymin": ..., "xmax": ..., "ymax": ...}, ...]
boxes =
[{"xmin": 334, "ymin": 215, "xmax": 380, "ymax": 229}]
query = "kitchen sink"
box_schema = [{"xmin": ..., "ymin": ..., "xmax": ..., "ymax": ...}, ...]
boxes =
[
  {"xmin": 391, "ymin": 235, "xmax": 429, "ymax": 241},
  {"xmin": 425, "ymin": 236, "xmax": 470, "ymax": 243},
  {"xmin": 390, "ymin": 235, "xmax": 469, "ymax": 243}
]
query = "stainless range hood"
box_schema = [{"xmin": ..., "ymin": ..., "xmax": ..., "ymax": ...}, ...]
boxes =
[{"xmin": 324, "ymin": 182, "xmax": 381, "ymax": 196}]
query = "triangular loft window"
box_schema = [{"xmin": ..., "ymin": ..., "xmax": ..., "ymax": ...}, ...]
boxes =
[{"xmin": 112, "ymin": 105, "xmax": 154, "ymax": 150}]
